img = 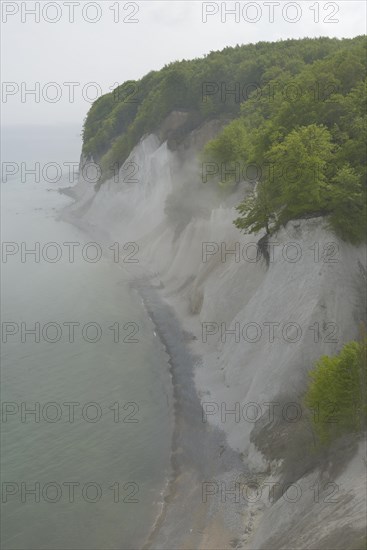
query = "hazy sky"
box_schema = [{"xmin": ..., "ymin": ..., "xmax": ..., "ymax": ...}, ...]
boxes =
[{"xmin": 1, "ymin": 1, "xmax": 366, "ymax": 128}]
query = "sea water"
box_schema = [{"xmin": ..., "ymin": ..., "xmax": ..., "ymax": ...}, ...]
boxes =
[{"xmin": 1, "ymin": 126, "xmax": 173, "ymax": 549}]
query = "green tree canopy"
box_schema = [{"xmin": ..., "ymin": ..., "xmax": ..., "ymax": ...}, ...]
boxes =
[
  {"xmin": 82, "ymin": 35, "xmax": 366, "ymax": 192},
  {"xmin": 204, "ymin": 37, "xmax": 366, "ymax": 242}
]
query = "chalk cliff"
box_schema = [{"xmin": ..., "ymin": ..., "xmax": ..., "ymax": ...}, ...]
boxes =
[{"xmin": 62, "ymin": 117, "xmax": 366, "ymax": 549}]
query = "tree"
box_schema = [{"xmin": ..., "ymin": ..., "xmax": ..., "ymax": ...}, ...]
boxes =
[
  {"xmin": 204, "ymin": 119, "xmax": 248, "ymax": 170},
  {"xmin": 234, "ymin": 125, "xmax": 334, "ymax": 234},
  {"xmin": 264, "ymin": 124, "xmax": 334, "ymax": 224},
  {"xmin": 329, "ymin": 164, "xmax": 367, "ymax": 244},
  {"xmin": 234, "ymin": 182, "xmax": 274, "ymax": 234}
]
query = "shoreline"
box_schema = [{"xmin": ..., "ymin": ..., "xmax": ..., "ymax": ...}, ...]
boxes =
[{"xmin": 132, "ymin": 278, "xmax": 246, "ymax": 550}]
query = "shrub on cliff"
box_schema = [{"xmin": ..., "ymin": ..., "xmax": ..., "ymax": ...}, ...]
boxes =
[{"xmin": 304, "ymin": 338, "xmax": 367, "ymax": 445}]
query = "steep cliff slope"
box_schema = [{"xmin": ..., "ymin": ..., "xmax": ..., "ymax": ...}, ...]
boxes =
[{"xmin": 62, "ymin": 119, "xmax": 366, "ymax": 549}]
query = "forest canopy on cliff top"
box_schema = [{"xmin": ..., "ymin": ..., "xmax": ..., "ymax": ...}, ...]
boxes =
[{"xmin": 82, "ymin": 36, "xmax": 366, "ymax": 242}]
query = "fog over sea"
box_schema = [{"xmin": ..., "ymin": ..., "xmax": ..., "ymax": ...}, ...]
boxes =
[{"xmin": 1, "ymin": 125, "xmax": 173, "ymax": 549}]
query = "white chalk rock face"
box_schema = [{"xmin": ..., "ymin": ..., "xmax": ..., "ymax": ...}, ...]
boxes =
[
  {"xmin": 66, "ymin": 133, "xmax": 366, "ymax": 454},
  {"xmin": 195, "ymin": 216, "xmax": 366, "ymax": 451},
  {"xmin": 64, "ymin": 130, "xmax": 366, "ymax": 549}
]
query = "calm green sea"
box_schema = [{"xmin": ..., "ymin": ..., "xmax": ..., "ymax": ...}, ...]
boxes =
[{"xmin": 1, "ymin": 126, "xmax": 173, "ymax": 549}]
